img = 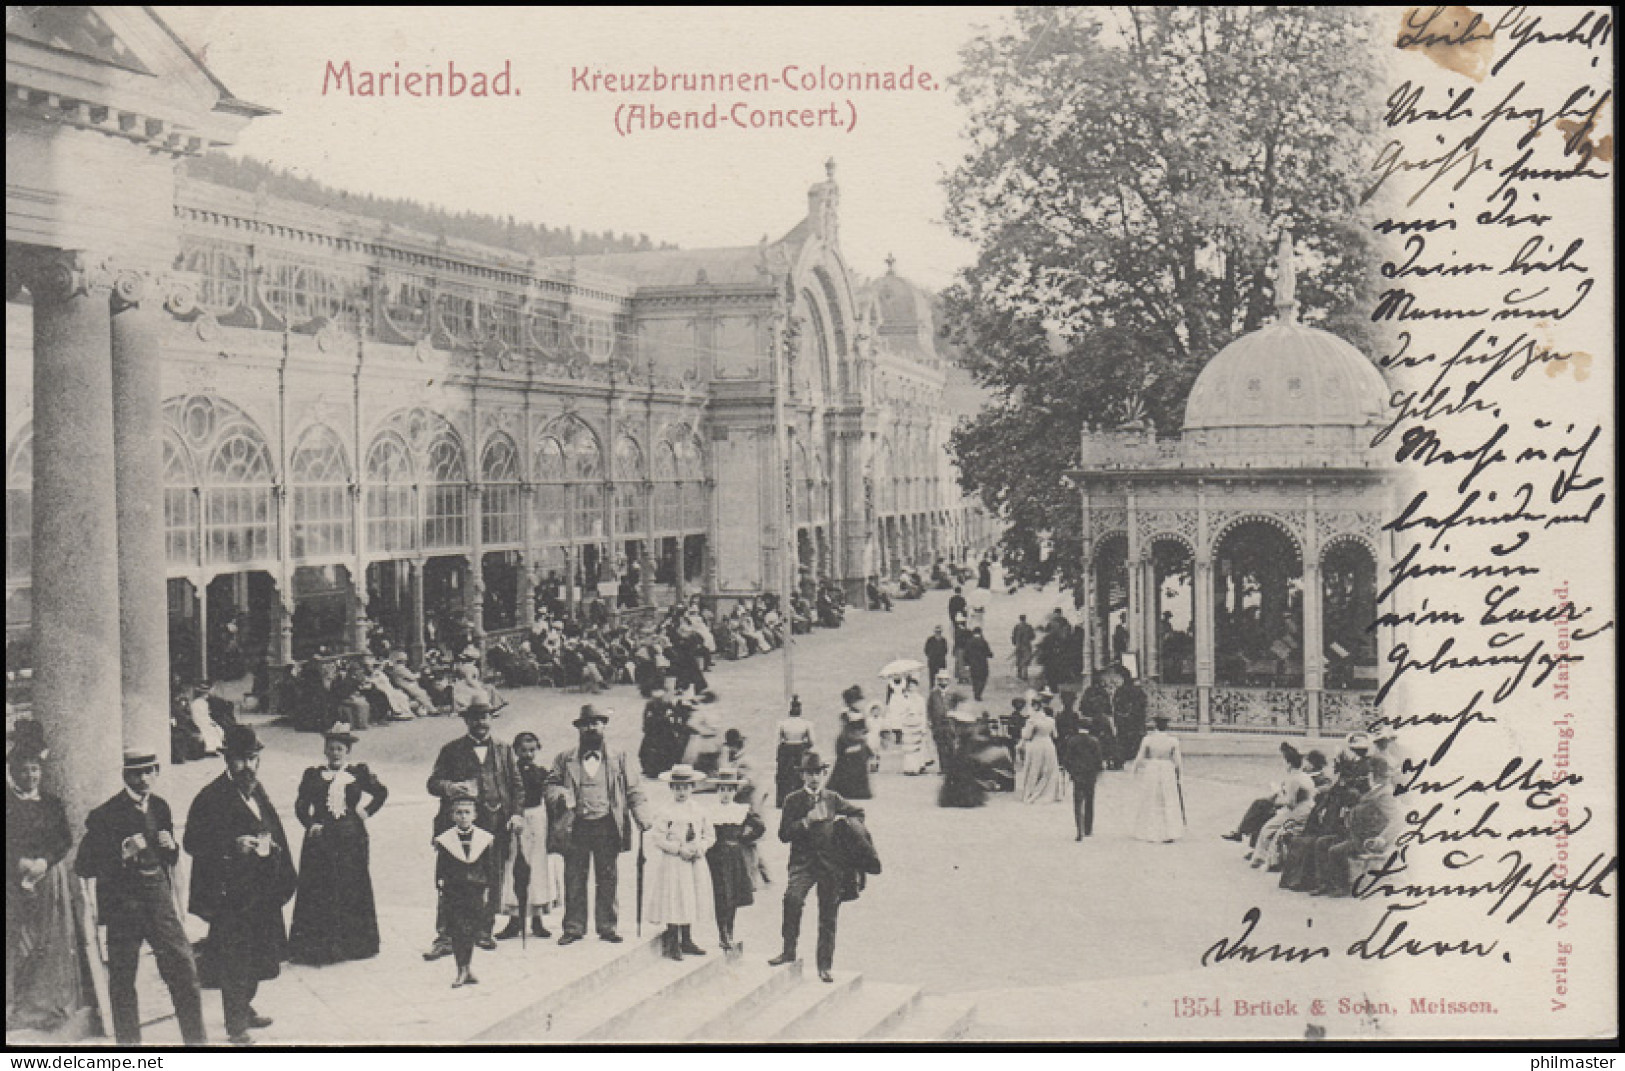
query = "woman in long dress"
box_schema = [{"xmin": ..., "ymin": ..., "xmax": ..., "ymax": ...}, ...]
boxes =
[
  {"xmin": 828, "ymin": 709, "xmax": 874, "ymax": 800},
  {"xmin": 6, "ymin": 722, "xmax": 81, "ymax": 1032},
  {"xmin": 287, "ymin": 724, "xmax": 388, "ymax": 964},
  {"xmin": 1018, "ymin": 706, "xmax": 1062, "ymax": 803},
  {"xmin": 497, "ymin": 732, "xmax": 559, "ymax": 939},
  {"xmin": 774, "ymin": 697, "xmax": 815, "ymax": 808},
  {"xmin": 1132, "ymin": 717, "xmax": 1185, "ymax": 842},
  {"xmin": 644, "ymin": 765, "xmax": 715, "ymax": 960},
  {"xmin": 893, "ymin": 676, "xmax": 932, "ymax": 775},
  {"xmin": 705, "ymin": 770, "xmax": 765, "ymax": 950}
]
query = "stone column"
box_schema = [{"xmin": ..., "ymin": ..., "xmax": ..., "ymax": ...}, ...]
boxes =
[
  {"xmin": 517, "ymin": 555, "xmax": 536, "ymax": 630},
  {"xmin": 1194, "ymin": 555, "xmax": 1214, "ymax": 732},
  {"xmin": 25, "ymin": 250, "xmax": 123, "ymax": 828},
  {"xmin": 109, "ymin": 269, "xmax": 179, "ymax": 759},
  {"xmin": 407, "ymin": 558, "xmax": 426, "ymax": 666}
]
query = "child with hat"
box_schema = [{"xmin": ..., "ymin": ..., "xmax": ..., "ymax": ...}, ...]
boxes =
[
  {"xmin": 433, "ymin": 793, "xmax": 498, "ymax": 987},
  {"xmin": 644, "ymin": 765, "xmax": 715, "ymax": 960}
]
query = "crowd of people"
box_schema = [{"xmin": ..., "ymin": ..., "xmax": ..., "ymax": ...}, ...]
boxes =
[{"xmin": 1220, "ymin": 731, "xmax": 1399, "ymax": 898}]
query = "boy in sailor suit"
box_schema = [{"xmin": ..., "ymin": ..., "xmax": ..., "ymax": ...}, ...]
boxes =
[{"xmin": 434, "ymin": 795, "xmax": 497, "ymax": 987}]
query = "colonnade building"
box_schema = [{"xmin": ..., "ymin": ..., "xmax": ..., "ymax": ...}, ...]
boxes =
[{"xmin": 4, "ymin": 7, "xmax": 988, "ymax": 824}]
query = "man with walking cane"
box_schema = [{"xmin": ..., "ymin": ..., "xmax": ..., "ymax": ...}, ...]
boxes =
[{"xmin": 548, "ymin": 706, "xmax": 651, "ymax": 945}]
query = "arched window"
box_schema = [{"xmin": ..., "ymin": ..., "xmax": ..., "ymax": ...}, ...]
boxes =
[
  {"xmin": 653, "ymin": 441, "xmax": 680, "ymax": 533},
  {"xmin": 365, "ymin": 434, "xmax": 416, "ymax": 553},
  {"xmin": 422, "ymin": 431, "xmax": 467, "ymax": 549},
  {"xmin": 480, "ymin": 434, "xmax": 522, "ymax": 546},
  {"xmin": 1213, "ymin": 521, "xmax": 1304, "ymax": 689},
  {"xmin": 6, "ymin": 432, "xmax": 31, "ymax": 583},
  {"xmin": 674, "ymin": 431, "xmax": 707, "ymax": 532},
  {"xmin": 791, "ymin": 441, "xmax": 812, "ymax": 527},
  {"xmin": 613, "ymin": 434, "xmax": 645, "ymax": 537},
  {"xmin": 1322, "ymin": 539, "xmax": 1378, "ymax": 691},
  {"xmin": 163, "ymin": 435, "xmax": 197, "ymax": 566},
  {"xmin": 289, "ymin": 426, "xmax": 351, "ymax": 560},
  {"xmin": 1150, "ymin": 540, "xmax": 1195, "ymax": 685},
  {"xmin": 559, "ymin": 418, "xmax": 604, "ymax": 541},
  {"xmin": 205, "ymin": 428, "xmax": 275, "ymax": 565},
  {"xmin": 533, "ymin": 437, "xmax": 567, "ymax": 542}
]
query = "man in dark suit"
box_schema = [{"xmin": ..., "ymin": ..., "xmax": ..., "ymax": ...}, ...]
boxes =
[
  {"xmin": 183, "ymin": 726, "xmax": 297, "ymax": 1047},
  {"xmin": 76, "ymin": 750, "xmax": 207, "ymax": 1046},
  {"xmin": 963, "ymin": 627, "xmax": 994, "ymax": 701},
  {"xmin": 947, "ymin": 587, "xmax": 967, "ymax": 629},
  {"xmin": 768, "ymin": 752, "xmax": 864, "ymax": 983},
  {"xmin": 1060, "ymin": 726, "xmax": 1105, "ymax": 839},
  {"xmin": 424, "ymin": 702, "xmax": 525, "ymax": 959},
  {"xmin": 547, "ymin": 706, "xmax": 651, "ymax": 944},
  {"xmin": 923, "ymin": 626, "xmax": 949, "ymax": 685}
]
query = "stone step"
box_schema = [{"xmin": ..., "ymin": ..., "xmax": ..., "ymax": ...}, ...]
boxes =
[
  {"xmin": 479, "ymin": 945, "xmax": 718, "ymax": 1043},
  {"xmin": 470, "ymin": 934, "xmax": 669, "ymax": 1042},
  {"xmin": 639, "ymin": 955, "xmax": 807, "ymax": 1042},
  {"xmin": 724, "ymin": 968, "xmax": 863, "ymax": 1041},
  {"xmin": 576, "ymin": 950, "xmax": 731, "ymax": 1041},
  {"xmin": 791, "ymin": 979, "xmax": 921, "ymax": 1042},
  {"xmin": 877, "ymin": 994, "xmax": 978, "ymax": 1041}
]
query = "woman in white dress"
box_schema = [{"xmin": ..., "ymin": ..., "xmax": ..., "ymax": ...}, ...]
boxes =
[
  {"xmin": 895, "ymin": 676, "xmax": 931, "ymax": 774},
  {"xmin": 644, "ymin": 765, "xmax": 716, "ymax": 960},
  {"xmin": 1132, "ymin": 716, "xmax": 1186, "ymax": 842},
  {"xmin": 497, "ymin": 732, "xmax": 559, "ymax": 939},
  {"xmin": 1018, "ymin": 706, "xmax": 1061, "ymax": 803}
]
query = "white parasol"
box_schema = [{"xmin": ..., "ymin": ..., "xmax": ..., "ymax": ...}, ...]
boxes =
[{"xmin": 877, "ymin": 658, "xmax": 925, "ymax": 679}]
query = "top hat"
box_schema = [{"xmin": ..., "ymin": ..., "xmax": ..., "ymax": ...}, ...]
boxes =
[
  {"xmin": 841, "ymin": 684, "xmax": 864, "ymax": 707},
  {"xmin": 221, "ymin": 724, "xmax": 264, "ymax": 757},
  {"xmin": 122, "ymin": 748, "xmax": 160, "ymax": 771},
  {"xmin": 799, "ymin": 751, "xmax": 830, "ymax": 773},
  {"xmin": 323, "ymin": 722, "xmax": 359, "ymax": 746},
  {"xmin": 9, "ymin": 719, "xmax": 49, "ymax": 762},
  {"xmin": 657, "ymin": 763, "xmax": 707, "ymax": 784},
  {"xmin": 573, "ymin": 705, "xmax": 610, "ymax": 728},
  {"xmin": 723, "ymin": 728, "xmax": 746, "ymax": 749}
]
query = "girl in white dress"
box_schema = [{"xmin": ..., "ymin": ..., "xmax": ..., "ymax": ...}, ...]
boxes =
[
  {"xmin": 1132, "ymin": 717, "xmax": 1186, "ymax": 842},
  {"xmin": 644, "ymin": 764, "xmax": 716, "ymax": 960}
]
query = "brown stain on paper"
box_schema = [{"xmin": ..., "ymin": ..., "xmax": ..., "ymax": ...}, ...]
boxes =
[
  {"xmin": 1396, "ymin": 6, "xmax": 1495, "ymax": 82},
  {"xmin": 1544, "ymin": 351, "xmax": 1593, "ymax": 382},
  {"xmin": 1555, "ymin": 118, "xmax": 1614, "ymax": 164}
]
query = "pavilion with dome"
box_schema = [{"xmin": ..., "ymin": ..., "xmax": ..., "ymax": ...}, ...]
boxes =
[{"xmin": 1070, "ymin": 235, "xmax": 1395, "ymax": 742}]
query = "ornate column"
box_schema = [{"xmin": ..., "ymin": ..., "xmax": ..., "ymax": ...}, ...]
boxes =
[
  {"xmin": 1302, "ymin": 489, "xmax": 1323, "ymax": 737},
  {"xmin": 407, "ymin": 558, "xmax": 426, "ymax": 666},
  {"xmin": 640, "ymin": 481, "xmax": 656, "ymax": 606},
  {"xmin": 467, "ymin": 482, "xmax": 486, "ymax": 645},
  {"xmin": 22, "ymin": 249, "xmax": 123, "ymax": 827},
  {"xmin": 109, "ymin": 267, "xmax": 184, "ymax": 758},
  {"xmin": 349, "ymin": 483, "xmax": 369, "ymax": 653},
  {"xmin": 1194, "ymin": 485, "xmax": 1214, "ymax": 732},
  {"xmin": 517, "ymin": 555, "xmax": 536, "ymax": 631},
  {"xmin": 1124, "ymin": 491, "xmax": 1141, "ymax": 670}
]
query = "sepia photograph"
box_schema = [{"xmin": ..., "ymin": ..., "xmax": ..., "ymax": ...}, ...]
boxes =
[{"xmin": 5, "ymin": 5, "xmax": 1615, "ymax": 1049}]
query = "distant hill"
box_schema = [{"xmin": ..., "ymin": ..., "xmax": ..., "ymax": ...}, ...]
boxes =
[{"xmin": 180, "ymin": 153, "xmax": 678, "ymax": 258}]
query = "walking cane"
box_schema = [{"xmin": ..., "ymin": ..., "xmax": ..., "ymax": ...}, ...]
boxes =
[
  {"xmin": 1176, "ymin": 768, "xmax": 1188, "ymax": 825},
  {"xmin": 636, "ymin": 835, "xmax": 645, "ymax": 938},
  {"xmin": 518, "ymin": 839, "xmax": 528, "ymax": 951}
]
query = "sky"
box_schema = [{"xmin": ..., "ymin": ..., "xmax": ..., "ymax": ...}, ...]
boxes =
[{"xmin": 154, "ymin": 7, "xmax": 1013, "ymax": 291}]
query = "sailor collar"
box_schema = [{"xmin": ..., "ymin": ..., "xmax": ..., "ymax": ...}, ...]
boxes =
[{"xmin": 434, "ymin": 824, "xmax": 494, "ymax": 862}]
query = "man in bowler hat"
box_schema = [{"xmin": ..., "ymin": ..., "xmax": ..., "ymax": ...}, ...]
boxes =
[
  {"xmin": 547, "ymin": 705, "xmax": 651, "ymax": 944},
  {"xmin": 76, "ymin": 749, "xmax": 207, "ymax": 1045},
  {"xmin": 769, "ymin": 751, "xmax": 864, "ymax": 983},
  {"xmin": 184, "ymin": 725, "xmax": 296, "ymax": 1046},
  {"xmin": 424, "ymin": 701, "xmax": 524, "ymax": 959}
]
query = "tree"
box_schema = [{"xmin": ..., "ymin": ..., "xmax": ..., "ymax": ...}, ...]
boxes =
[{"xmin": 944, "ymin": 6, "xmax": 1383, "ymax": 591}]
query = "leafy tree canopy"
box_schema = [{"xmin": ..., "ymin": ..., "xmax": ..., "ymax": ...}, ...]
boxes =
[{"xmin": 944, "ymin": 6, "xmax": 1383, "ymax": 592}]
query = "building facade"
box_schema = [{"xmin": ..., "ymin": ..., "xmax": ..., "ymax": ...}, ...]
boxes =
[
  {"xmin": 5, "ymin": 8, "xmax": 988, "ymax": 824},
  {"xmin": 1071, "ymin": 239, "xmax": 1395, "ymax": 741}
]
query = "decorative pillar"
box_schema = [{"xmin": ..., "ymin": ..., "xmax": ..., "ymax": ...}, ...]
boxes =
[
  {"xmin": 109, "ymin": 268, "xmax": 179, "ymax": 759},
  {"xmin": 25, "ymin": 250, "xmax": 123, "ymax": 828},
  {"xmin": 408, "ymin": 558, "xmax": 426, "ymax": 666},
  {"xmin": 1195, "ymin": 485, "xmax": 1213, "ymax": 731},
  {"xmin": 640, "ymin": 482, "xmax": 655, "ymax": 606},
  {"xmin": 468, "ymin": 484, "xmax": 486, "ymax": 644},
  {"xmin": 1303, "ymin": 490, "xmax": 1323, "ymax": 737},
  {"xmin": 517, "ymin": 555, "xmax": 536, "ymax": 631}
]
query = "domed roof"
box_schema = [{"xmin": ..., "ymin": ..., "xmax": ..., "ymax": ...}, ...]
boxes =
[
  {"xmin": 1182, "ymin": 235, "xmax": 1385, "ymax": 434},
  {"xmin": 870, "ymin": 255, "xmax": 934, "ymax": 331},
  {"xmin": 1182, "ymin": 319, "xmax": 1387, "ymax": 432}
]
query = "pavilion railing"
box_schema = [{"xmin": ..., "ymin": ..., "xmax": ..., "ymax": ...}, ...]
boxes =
[
  {"xmin": 1319, "ymin": 688, "xmax": 1378, "ymax": 734},
  {"xmin": 1209, "ymin": 686, "xmax": 1311, "ymax": 734}
]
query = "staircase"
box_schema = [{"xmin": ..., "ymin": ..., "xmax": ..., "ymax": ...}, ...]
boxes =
[{"xmin": 475, "ymin": 937, "xmax": 976, "ymax": 1043}]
